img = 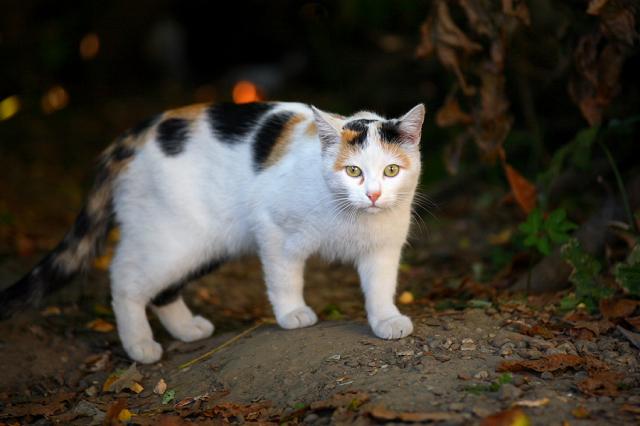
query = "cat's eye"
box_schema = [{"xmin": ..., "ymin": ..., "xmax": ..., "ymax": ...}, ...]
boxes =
[
  {"xmin": 345, "ymin": 165, "xmax": 362, "ymax": 177},
  {"xmin": 384, "ymin": 164, "xmax": 400, "ymax": 177}
]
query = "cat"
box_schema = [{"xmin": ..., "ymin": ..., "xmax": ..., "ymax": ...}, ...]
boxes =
[{"xmin": 0, "ymin": 101, "xmax": 425, "ymax": 363}]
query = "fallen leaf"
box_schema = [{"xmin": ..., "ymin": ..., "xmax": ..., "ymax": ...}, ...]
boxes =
[
  {"xmin": 512, "ymin": 398, "xmax": 550, "ymax": 408},
  {"xmin": 103, "ymin": 363, "xmax": 144, "ymax": 393},
  {"xmin": 621, "ymin": 404, "xmax": 640, "ymax": 414},
  {"xmin": 40, "ymin": 306, "xmax": 61, "ymax": 316},
  {"xmin": 568, "ymin": 319, "xmax": 614, "ymax": 338},
  {"xmin": 203, "ymin": 402, "xmax": 272, "ymax": 422},
  {"xmin": 503, "ymin": 163, "xmax": 536, "ymax": 215},
  {"xmin": 519, "ymin": 324, "xmax": 554, "ymax": 339},
  {"xmin": 162, "ymin": 389, "xmax": 176, "ymax": 405},
  {"xmin": 626, "ymin": 315, "xmax": 640, "ymax": 331},
  {"xmin": 105, "ymin": 399, "xmax": 127, "ymax": 424},
  {"xmin": 398, "ymin": 291, "xmax": 414, "ymax": 304},
  {"xmin": 497, "ymin": 354, "xmax": 583, "ymax": 373},
  {"xmin": 578, "ymin": 370, "xmax": 623, "ymax": 396},
  {"xmin": 600, "ymin": 298, "xmax": 640, "ymax": 320},
  {"xmin": 369, "ymin": 405, "xmax": 461, "ymax": 422},
  {"xmin": 617, "ymin": 325, "xmax": 640, "ymax": 350},
  {"xmin": 117, "ymin": 408, "xmax": 133, "ymax": 422},
  {"xmin": 154, "ymin": 378, "xmax": 167, "ymax": 395},
  {"xmin": 81, "ymin": 352, "xmax": 110, "ymax": 372},
  {"xmin": 86, "ymin": 318, "xmax": 115, "ymax": 333},
  {"xmin": 572, "ymin": 406, "xmax": 590, "ymax": 418},
  {"xmin": 436, "ymin": 97, "xmax": 473, "ymax": 127},
  {"xmin": 0, "ymin": 392, "xmax": 75, "ymax": 419},
  {"xmin": 480, "ymin": 408, "xmax": 531, "ymax": 426}
]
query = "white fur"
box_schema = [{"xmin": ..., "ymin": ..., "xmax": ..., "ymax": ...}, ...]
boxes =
[{"xmin": 110, "ymin": 102, "xmax": 425, "ymax": 363}]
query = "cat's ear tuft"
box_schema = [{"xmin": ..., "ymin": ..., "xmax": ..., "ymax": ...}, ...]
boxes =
[
  {"xmin": 397, "ymin": 103, "xmax": 426, "ymax": 144},
  {"xmin": 311, "ymin": 106, "xmax": 342, "ymax": 147}
]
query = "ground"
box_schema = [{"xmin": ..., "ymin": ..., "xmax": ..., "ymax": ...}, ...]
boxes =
[{"xmin": 1, "ymin": 186, "xmax": 640, "ymax": 425}]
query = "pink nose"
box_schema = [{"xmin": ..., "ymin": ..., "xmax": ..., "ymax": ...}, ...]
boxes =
[{"xmin": 367, "ymin": 191, "xmax": 381, "ymax": 204}]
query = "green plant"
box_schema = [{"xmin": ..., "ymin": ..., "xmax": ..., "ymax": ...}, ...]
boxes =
[
  {"xmin": 615, "ymin": 245, "xmax": 640, "ymax": 296},
  {"xmin": 520, "ymin": 208, "xmax": 577, "ymax": 256},
  {"xmin": 561, "ymin": 238, "xmax": 613, "ymax": 312}
]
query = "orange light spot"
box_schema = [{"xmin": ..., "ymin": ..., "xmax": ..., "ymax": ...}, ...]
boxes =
[
  {"xmin": 232, "ymin": 80, "xmax": 262, "ymax": 104},
  {"xmin": 41, "ymin": 85, "xmax": 69, "ymax": 114},
  {"xmin": 79, "ymin": 33, "xmax": 100, "ymax": 60}
]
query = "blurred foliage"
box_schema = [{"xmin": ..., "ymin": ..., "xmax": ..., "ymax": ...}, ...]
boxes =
[{"xmin": 520, "ymin": 208, "xmax": 577, "ymax": 256}]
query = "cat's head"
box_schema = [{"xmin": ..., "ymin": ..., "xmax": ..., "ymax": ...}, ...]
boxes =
[{"xmin": 312, "ymin": 104, "xmax": 425, "ymax": 214}]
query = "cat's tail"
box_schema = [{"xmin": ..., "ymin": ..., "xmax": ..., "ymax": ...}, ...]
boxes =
[{"xmin": 0, "ymin": 134, "xmax": 142, "ymax": 318}]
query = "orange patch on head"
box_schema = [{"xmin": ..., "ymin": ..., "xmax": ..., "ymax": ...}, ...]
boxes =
[
  {"xmin": 305, "ymin": 121, "xmax": 317, "ymax": 136},
  {"xmin": 263, "ymin": 114, "xmax": 306, "ymax": 168},
  {"xmin": 163, "ymin": 103, "xmax": 208, "ymax": 120},
  {"xmin": 381, "ymin": 143, "xmax": 411, "ymax": 169},
  {"xmin": 340, "ymin": 129, "xmax": 361, "ymax": 145}
]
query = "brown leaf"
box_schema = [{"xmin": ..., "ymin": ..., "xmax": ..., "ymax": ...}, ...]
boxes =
[
  {"xmin": 503, "ymin": 163, "xmax": 537, "ymax": 214},
  {"xmin": 502, "ymin": 0, "xmax": 531, "ymax": 25},
  {"xmin": 105, "ymin": 398, "xmax": 128, "ymax": 424},
  {"xmin": 103, "ymin": 363, "xmax": 144, "ymax": 393},
  {"xmin": 0, "ymin": 392, "xmax": 75, "ymax": 420},
  {"xmin": 81, "ymin": 352, "xmax": 111, "ymax": 372},
  {"xmin": 519, "ymin": 324, "xmax": 554, "ymax": 339},
  {"xmin": 578, "ymin": 370, "xmax": 623, "ymax": 396},
  {"xmin": 587, "ymin": 0, "xmax": 610, "ymax": 15},
  {"xmin": 203, "ymin": 402, "xmax": 272, "ymax": 422},
  {"xmin": 600, "ymin": 298, "xmax": 640, "ymax": 320},
  {"xmin": 572, "ymin": 406, "xmax": 590, "ymax": 418},
  {"xmin": 617, "ymin": 325, "xmax": 640, "ymax": 350},
  {"xmin": 480, "ymin": 408, "xmax": 531, "ymax": 426},
  {"xmin": 625, "ymin": 315, "xmax": 640, "ymax": 331},
  {"xmin": 497, "ymin": 354, "xmax": 584, "ymax": 373},
  {"xmin": 621, "ymin": 404, "xmax": 640, "ymax": 414},
  {"xmin": 569, "ymin": 319, "xmax": 615, "ymax": 337},
  {"xmin": 369, "ymin": 406, "xmax": 461, "ymax": 423},
  {"xmin": 86, "ymin": 318, "xmax": 115, "ymax": 333},
  {"xmin": 436, "ymin": 97, "xmax": 474, "ymax": 127}
]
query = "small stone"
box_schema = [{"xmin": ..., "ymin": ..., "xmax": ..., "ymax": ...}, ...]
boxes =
[
  {"xmin": 461, "ymin": 338, "xmax": 476, "ymax": 351},
  {"xmin": 598, "ymin": 396, "xmax": 612, "ymax": 404},
  {"xmin": 556, "ymin": 342, "xmax": 577, "ymax": 355},
  {"xmin": 396, "ymin": 350, "xmax": 414, "ymax": 357},
  {"xmin": 443, "ymin": 321, "xmax": 454, "ymax": 331},
  {"xmin": 441, "ymin": 337, "xmax": 454, "ymax": 350},
  {"xmin": 574, "ymin": 371, "xmax": 589, "ymax": 380},
  {"xmin": 512, "ymin": 375, "xmax": 525, "ymax": 387},
  {"xmin": 84, "ymin": 385, "xmax": 97, "ymax": 397},
  {"xmin": 327, "ymin": 354, "xmax": 341, "ymax": 361},
  {"xmin": 529, "ymin": 338, "xmax": 554, "ymax": 350},
  {"xmin": 575, "ymin": 340, "xmax": 597, "ymax": 354},
  {"xmin": 474, "ymin": 370, "xmax": 489, "ymax": 380},
  {"xmin": 498, "ymin": 383, "xmax": 523, "ymax": 401},
  {"xmin": 491, "ymin": 336, "xmax": 511, "ymax": 348},
  {"xmin": 448, "ymin": 402, "xmax": 465, "ymax": 411},
  {"xmin": 486, "ymin": 308, "xmax": 497, "ymax": 315},
  {"xmin": 545, "ymin": 347, "xmax": 565, "ymax": 356},
  {"xmin": 541, "ymin": 372, "xmax": 554, "ymax": 380},
  {"xmin": 458, "ymin": 372, "xmax": 471, "ymax": 381},
  {"xmin": 472, "ymin": 407, "xmax": 492, "ymax": 417},
  {"xmin": 500, "ymin": 343, "xmax": 515, "ymax": 356},
  {"xmin": 434, "ymin": 353, "xmax": 451, "ymax": 362},
  {"xmin": 516, "ymin": 340, "xmax": 528, "ymax": 349},
  {"xmin": 597, "ymin": 339, "xmax": 616, "ymax": 351},
  {"xmin": 603, "ymin": 350, "xmax": 619, "ymax": 360},
  {"xmin": 627, "ymin": 395, "xmax": 640, "ymax": 404},
  {"xmin": 519, "ymin": 348, "xmax": 542, "ymax": 360},
  {"xmin": 304, "ymin": 413, "xmax": 319, "ymax": 423}
]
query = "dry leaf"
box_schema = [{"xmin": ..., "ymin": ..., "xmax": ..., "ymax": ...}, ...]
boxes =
[
  {"xmin": 117, "ymin": 408, "xmax": 133, "ymax": 422},
  {"xmin": 572, "ymin": 406, "xmax": 590, "ymax": 418},
  {"xmin": 617, "ymin": 325, "xmax": 640, "ymax": 350},
  {"xmin": 497, "ymin": 354, "xmax": 584, "ymax": 373},
  {"xmin": 86, "ymin": 318, "xmax": 115, "ymax": 333},
  {"xmin": 103, "ymin": 363, "xmax": 144, "ymax": 393},
  {"xmin": 369, "ymin": 406, "xmax": 460, "ymax": 422},
  {"xmin": 480, "ymin": 408, "xmax": 531, "ymax": 426},
  {"xmin": 40, "ymin": 306, "xmax": 61, "ymax": 316},
  {"xmin": 105, "ymin": 399, "xmax": 127, "ymax": 424},
  {"xmin": 621, "ymin": 404, "xmax": 640, "ymax": 414},
  {"xmin": 578, "ymin": 370, "xmax": 623, "ymax": 396},
  {"xmin": 436, "ymin": 97, "xmax": 473, "ymax": 127},
  {"xmin": 626, "ymin": 315, "xmax": 640, "ymax": 331},
  {"xmin": 512, "ymin": 398, "xmax": 550, "ymax": 408},
  {"xmin": 600, "ymin": 298, "xmax": 640, "ymax": 320},
  {"xmin": 503, "ymin": 163, "xmax": 536, "ymax": 214},
  {"xmin": 154, "ymin": 378, "xmax": 167, "ymax": 395},
  {"xmin": 81, "ymin": 352, "xmax": 110, "ymax": 372}
]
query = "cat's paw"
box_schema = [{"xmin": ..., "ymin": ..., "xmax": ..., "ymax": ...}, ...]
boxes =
[
  {"xmin": 125, "ymin": 339, "xmax": 163, "ymax": 364},
  {"xmin": 371, "ymin": 315, "xmax": 413, "ymax": 340},
  {"xmin": 278, "ymin": 306, "xmax": 318, "ymax": 329},
  {"xmin": 172, "ymin": 315, "xmax": 215, "ymax": 343}
]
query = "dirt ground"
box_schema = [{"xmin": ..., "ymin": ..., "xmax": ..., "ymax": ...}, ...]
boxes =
[{"xmin": 1, "ymin": 188, "xmax": 640, "ymax": 425}]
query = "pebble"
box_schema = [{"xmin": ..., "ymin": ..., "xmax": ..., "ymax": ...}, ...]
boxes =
[
  {"xmin": 597, "ymin": 339, "xmax": 616, "ymax": 351},
  {"xmin": 603, "ymin": 350, "xmax": 620, "ymax": 360},
  {"xmin": 627, "ymin": 395, "xmax": 640, "ymax": 404},
  {"xmin": 500, "ymin": 343, "xmax": 515, "ymax": 356},
  {"xmin": 304, "ymin": 413, "xmax": 319, "ymax": 423},
  {"xmin": 516, "ymin": 340, "xmax": 528, "ymax": 349},
  {"xmin": 434, "ymin": 353, "xmax": 451, "ymax": 362},
  {"xmin": 556, "ymin": 342, "xmax": 577, "ymax": 355},
  {"xmin": 574, "ymin": 371, "xmax": 589, "ymax": 380},
  {"xmin": 512, "ymin": 375, "xmax": 525, "ymax": 387},
  {"xmin": 474, "ymin": 370, "xmax": 489, "ymax": 380},
  {"xmin": 443, "ymin": 321, "xmax": 454, "ymax": 331},
  {"xmin": 498, "ymin": 383, "xmax": 523, "ymax": 401},
  {"xmin": 545, "ymin": 347, "xmax": 565, "ymax": 356},
  {"xmin": 598, "ymin": 396, "xmax": 612, "ymax": 403},
  {"xmin": 448, "ymin": 402, "xmax": 465, "ymax": 411},
  {"xmin": 540, "ymin": 372, "xmax": 554, "ymax": 380},
  {"xmin": 529, "ymin": 338, "xmax": 554, "ymax": 350},
  {"xmin": 461, "ymin": 338, "xmax": 476, "ymax": 351},
  {"xmin": 491, "ymin": 336, "xmax": 511, "ymax": 348},
  {"xmin": 575, "ymin": 340, "xmax": 597, "ymax": 354},
  {"xmin": 472, "ymin": 407, "xmax": 492, "ymax": 417}
]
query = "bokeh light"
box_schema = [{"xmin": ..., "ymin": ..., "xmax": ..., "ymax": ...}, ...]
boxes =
[
  {"xmin": 232, "ymin": 80, "xmax": 261, "ymax": 104},
  {"xmin": 79, "ymin": 33, "xmax": 100, "ymax": 60},
  {"xmin": 41, "ymin": 85, "xmax": 69, "ymax": 114},
  {"xmin": 0, "ymin": 95, "xmax": 20, "ymax": 121}
]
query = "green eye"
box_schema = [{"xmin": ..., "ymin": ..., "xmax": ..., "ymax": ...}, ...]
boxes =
[
  {"xmin": 384, "ymin": 164, "xmax": 400, "ymax": 177},
  {"xmin": 345, "ymin": 165, "xmax": 362, "ymax": 177}
]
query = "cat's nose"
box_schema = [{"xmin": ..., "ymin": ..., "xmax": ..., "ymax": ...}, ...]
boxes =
[{"xmin": 367, "ymin": 191, "xmax": 381, "ymax": 204}]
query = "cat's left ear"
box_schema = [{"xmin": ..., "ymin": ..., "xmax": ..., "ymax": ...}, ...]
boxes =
[
  {"xmin": 397, "ymin": 103, "xmax": 426, "ymax": 145},
  {"xmin": 311, "ymin": 106, "xmax": 342, "ymax": 147}
]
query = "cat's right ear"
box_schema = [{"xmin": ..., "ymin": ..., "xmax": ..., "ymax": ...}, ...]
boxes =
[{"xmin": 311, "ymin": 106, "xmax": 342, "ymax": 147}]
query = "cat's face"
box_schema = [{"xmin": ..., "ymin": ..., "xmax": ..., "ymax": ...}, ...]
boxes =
[{"xmin": 313, "ymin": 105, "xmax": 425, "ymax": 214}]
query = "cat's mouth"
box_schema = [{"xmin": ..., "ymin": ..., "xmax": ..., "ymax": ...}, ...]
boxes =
[{"xmin": 364, "ymin": 205, "xmax": 383, "ymax": 214}]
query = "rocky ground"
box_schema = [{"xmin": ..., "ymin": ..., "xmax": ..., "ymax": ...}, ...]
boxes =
[{"xmin": 1, "ymin": 187, "xmax": 640, "ymax": 425}]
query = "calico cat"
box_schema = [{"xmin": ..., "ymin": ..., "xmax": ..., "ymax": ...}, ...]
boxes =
[{"xmin": 0, "ymin": 101, "xmax": 425, "ymax": 363}]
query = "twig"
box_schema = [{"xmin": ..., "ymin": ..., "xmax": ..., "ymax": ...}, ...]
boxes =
[{"xmin": 178, "ymin": 319, "xmax": 273, "ymax": 370}]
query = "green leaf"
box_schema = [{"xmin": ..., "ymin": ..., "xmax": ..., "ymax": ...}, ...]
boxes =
[
  {"xmin": 615, "ymin": 245, "xmax": 640, "ymax": 296},
  {"xmin": 561, "ymin": 238, "xmax": 611, "ymax": 312},
  {"xmin": 162, "ymin": 389, "xmax": 176, "ymax": 405}
]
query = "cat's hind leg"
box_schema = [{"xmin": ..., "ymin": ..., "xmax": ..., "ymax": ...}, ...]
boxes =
[{"xmin": 151, "ymin": 291, "xmax": 214, "ymax": 342}]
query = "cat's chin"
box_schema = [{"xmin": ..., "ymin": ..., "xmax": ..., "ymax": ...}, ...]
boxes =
[{"xmin": 363, "ymin": 205, "xmax": 384, "ymax": 214}]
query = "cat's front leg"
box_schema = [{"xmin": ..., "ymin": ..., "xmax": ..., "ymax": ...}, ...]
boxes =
[
  {"xmin": 357, "ymin": 246, "xmax": 413, "ymax": 339},
  {"xmin": 260, "ymin": 246, "xmax": 317, "ymax": 329}
]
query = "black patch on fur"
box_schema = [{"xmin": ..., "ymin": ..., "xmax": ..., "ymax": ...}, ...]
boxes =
[
  {"xmin": 94, "ymin": 164, "xmax": 110, "ymax": 188},
  {"xmin": 151, "ymin": 260, "xmax": 224, "ymax": 306},
  {"xmin": 112, "ymin": 145, "xmax": 135, "ymax": 161},
  {"xmin": 207, "ymin": 102, "xmax": 273, "ymax": 142},
  {"xmin": 379, "ymin": 120, "xmax": 402, "ymax": 144},
  {"xmin": 252, "ymin": 111, "xmax": 294, "ymax": 171},
  {"xmin": 72, "ymin": 208, "xmax": 91, "ymax": 239},
  {"xmin": 157, "ymin": 118, "xmax": 191, "ymax": 156},
  {"xmin": 343, "ymin": 118, "xmax": 376, "ymax": 147}
]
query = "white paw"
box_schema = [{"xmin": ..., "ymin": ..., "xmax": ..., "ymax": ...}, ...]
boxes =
[
  {"xmin": 278, "ymin": 306, "xmax": 318, "ymax": 329},
  {"xmin": 172, "ymin": 315, "xmax": 215, "ymax": 343},
  {"xmin": 125, "ymin": 339, "xmax": 163, "ymax": 364},
  {"xmin": 372, "ymin": 315, "xmax": 413, "ymax": 339}
]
